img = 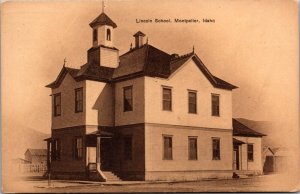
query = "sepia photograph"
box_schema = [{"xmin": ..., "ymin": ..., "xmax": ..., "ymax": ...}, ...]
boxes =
[{"xmin": 1, "ymin": 0, "xmax": 299, "ymax": 192}]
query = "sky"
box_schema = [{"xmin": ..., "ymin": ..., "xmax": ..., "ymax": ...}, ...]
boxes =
[{"xmin": 1, "ymin": 0, "xmax": 299, "ymax": 137}]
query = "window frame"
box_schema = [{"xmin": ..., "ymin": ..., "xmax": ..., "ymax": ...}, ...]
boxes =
[
  {"xmin": 212, "ymin": 137, "xmax": 221, "ymax": 160},
  {"xmin": 75, "ymin": 87, "xmax": 83, "ymax": 113},
  {"xmin": 188, "ymin": 137, "xmax": 198, "ymax": 160},
  {"xmin": 123, "ymin": 135, "xmax": 133, "ymax": 161},
  {"xmin": 51, "ymin": 139, "xmax": 61, "ymax": 161},
  {"xmin": 188, "ymin": 90, "xmax": 197, "ymax": 114},
  {"xmin": 211, "ymin": 93, "xmax": 220, "ymax": 117},
  {"xmin": 162, "ymin": 86, "xmax": 172, "ymax": 111},
  {"xmin": 107, "ymin": 29, "xmax": 111, "ymax": 41},
  {"xmin": 163, "ymin": 135, "xmax": 173, "ymax": 160},
  {"xmin": 93, "ymin": 29, "xmax": 98, "ymax": 42},
  {"xmin": 53, "ymin": 93, "xmax": 61, "ymax": 117},
  {"xmin": 247, "ymin": 144, "xmax": 254, "ymax": 162},
  {"xmin": 123, "ymin": 86, "xmax": 133, "ymax": 112},
  {"xmin": 74, "ymin": 136, "xmax": 83, "ymax": 160}
]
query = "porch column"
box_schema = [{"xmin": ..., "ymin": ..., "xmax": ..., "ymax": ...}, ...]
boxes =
[{"xmin": 46, "ymin": 140, "xmax": 51, "ymax": 174}]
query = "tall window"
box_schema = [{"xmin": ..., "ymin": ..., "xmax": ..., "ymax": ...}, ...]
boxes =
[
  {"xmin": 162, "ymin": 87, "xmax": 172, "ymax": 111},
  {"xmin": 247, "ymin": 144, "xmax": 254, "ymax": 161},
  {"xmin": 123, "ymin": 86, "xmax": 133, "ymax": 112},
  {"xmin": 163, "ymin": 136, "xmax": 173, "ymax": 160},
  {"xmin": 74, "ymin": 137, "xmax": 83, "ymax": 160},
  {"xmin": 124, "ymin": 136, "xmax": 132, "ymax": 160},
  {"xmin": 211, "ymin": 94, "xmax": 220, "ymax": 116},
  {"xmin": 93, "ymin": 29, "xmax": 98, "ymax": 42},
  {"xmin": 188, "ymin": 91, "xmax": 197, "ymax": 114},
  {"xmin": 107, "ymin": 29, "xmax": 111, "ymax": 41},
  {"xmin": 212, "ymin": 138, "xmax": 220, "ymax": 160},
  {"xmin": 51, "ymin": 139, "xmax": 61, "ymax": 161},
  {"xmin": 188, "ymin": 137, "xmax": 198, "ymax": 160},
  {"xmin": 53, "ymin": 93, "xmax": 61, "ymax": 116},
  {"xmin": 75, "ymin": 88, "xmax": 83, "ymax": 113}
]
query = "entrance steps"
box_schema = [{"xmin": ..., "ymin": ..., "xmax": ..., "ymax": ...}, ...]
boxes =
[
  {"xmin": 102, "ymin": 171, "xmax": 122, "ymax": 181},
  {"xmin": 233, "ymin": 171, "xmax": 250, "ymax": 179}
]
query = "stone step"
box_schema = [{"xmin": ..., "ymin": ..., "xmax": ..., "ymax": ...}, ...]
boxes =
[{"xmin": 102, "ymin": 171, "xmax": 122, "ymax": 181}]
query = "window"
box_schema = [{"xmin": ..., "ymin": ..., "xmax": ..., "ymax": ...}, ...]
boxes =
[
  {"xmin": 212, "ymin": 138, "xmax": 220, "ymax": 160},
  {"xmin": 124, "ymin": 136, "xmax": 132, "ymax": 160},
  {"xmin": 53, "ymin": 93, "xmax": 61, "ymax": 116},
  {"xmin": 107, "ymin": 29, "xmax": 111, "ymax": 41},
  {"xmin": 123, "ymin": 86, "xmax": 133, "ymax": 112},
  {"xmin": 162, "ymin": 87, "xmax": 172, "ymax": 111},
  {"xmin": 188, "ymin": 137, "xmax": 198, "ymax": 160},
  {"xmin": 93, "ymin": 29, "xmax": 98, "ymax": 42},
  {"xmin": 74, "ymin": 137, "xmax": 83, "ymax": 160},
  {"xmin": 188, "ymin": 91, "xmax": 197, "ymax": 114},
  {"xmin": 211, "ymin": 94, "xmax": 220, "ymax": 116},
  {"xmin": 247, "ymin": 144, "xmax": 254, "ymax": 161},
  {"xmin": 75, "ymin": 88, "xmax": 83, "ymax": 113},
  {"xmin": 51, "ymin": 139, "xmax": 61, "ymax": 161},
  {"xmin": 163, "ymin": 136, "xmax": 173, "ymax": 160}
]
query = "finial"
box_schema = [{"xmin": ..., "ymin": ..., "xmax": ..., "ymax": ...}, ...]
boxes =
[
  {"xmin": 102, "ymin": 1, "xmax": 105, "ymax": 13},
  {"xmin": 192, "ymin": 45, "xmax": 194, "ymax": 53},
  {"xmin": 63, "ymin": 58, "xmax": 67, "ymax": 67},
  {"xmin": 146, "ymin": 37, "xmax": 148, "ymax": 44},
  {"xmin": 130, "ymin": 43, "xmax": 132, "ymax": 50}
]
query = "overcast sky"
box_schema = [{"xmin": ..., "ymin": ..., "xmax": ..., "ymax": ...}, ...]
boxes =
[{"xmin": 2, "ymin": 0, "xmax": 298, "ymax": 136}]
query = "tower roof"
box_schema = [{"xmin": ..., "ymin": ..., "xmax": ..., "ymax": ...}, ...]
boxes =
[
  {"xmin": 89, "ymin": 12, "xmax": 117, "ymax": 28},
  {"xmin": 133, "ymin": 31, "xmax": 146, "ymax": 37}
]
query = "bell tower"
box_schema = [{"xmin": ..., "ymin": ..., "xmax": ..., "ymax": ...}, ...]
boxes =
[{"xmin": 87, "ymin": 4, "xmax": 119, "ymax": 68}]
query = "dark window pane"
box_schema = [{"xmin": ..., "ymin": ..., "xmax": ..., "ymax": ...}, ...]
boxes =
[
  {"xmin": 212, "ymin": 138, "xmax": 220, "ymax": 160},
  {"xmin": 163, "ymin": 88, "xmax": 172, "ymax": 111},
  {"xmin": 212, "ymin": 94, "xmax": 220, "ymax": 116},
  {"xmin": 107, "ymin": 29, "xmax": 111, "ymax": 41},
  {"xmin": 123, "ymin": 86, "xmax": 133, "ymax": 112},
  {"xmin": 74, "ymin": 137, "xmax": 83, "ymax": 160},
  {"xmin": 163, "ymin": 136, "xmax": 172, "ymax": 160},
  {"xmin": 53, "ymin": 93, "xmax": 61, "ymax": 116},
  {"xmin": 93, "ymin": 29, "xmax": 97, "ymax": 42},
  {"xmin": 188, "ymin": 92, "xmax": 197, "ymax": 113},
  {"xmin": 124, "ymin": 136, "xmax": 132, "ymax": 160},
  {"xmin": 189, "ymin": 138, "xmax": 197, "ymax": 160},
  {"xmin": 75, "ymin": 88, "xmax": 83, "ymax": 112},
  {"xmin": 247, "ymin": 144, "xmax": 254, "ymax": 161}
]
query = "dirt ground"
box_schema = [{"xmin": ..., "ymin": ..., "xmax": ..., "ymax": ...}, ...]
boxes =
[{"xmin": 3, "ymin": 173, "xmax": 300, "ymax": 193}]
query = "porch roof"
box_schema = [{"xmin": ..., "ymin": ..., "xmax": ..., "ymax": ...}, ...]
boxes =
[
  {"xmin": 86, "ymin": 130, "xmax": 114, "ymax": 137},
  {"xmin": 233, "ymin": 138, "xmax": 246, "ymax": 145}
]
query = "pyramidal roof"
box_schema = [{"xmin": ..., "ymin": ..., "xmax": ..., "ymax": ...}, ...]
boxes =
[{"xmin": 89, "ymin": 12, "xmax": 117, "ymax": 28}]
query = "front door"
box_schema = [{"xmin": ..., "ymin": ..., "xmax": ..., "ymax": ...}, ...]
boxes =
[
  {"xmin": 100, "ymin": 138, "xmax": 113, "ymax": 171},
  {"xmin": 233, "ymin": 145, "xmax": 240, "ymax": 170}
]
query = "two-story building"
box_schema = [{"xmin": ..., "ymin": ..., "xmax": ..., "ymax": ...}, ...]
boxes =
[{"xmin": 45, "ymin": 10, "xmax": 265, "ymax": 181}]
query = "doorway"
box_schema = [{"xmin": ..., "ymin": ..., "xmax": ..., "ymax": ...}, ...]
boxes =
[
  {"xmin": 233, "ymin": 145, "xmax": 240, "ymax": 170},
  {"xmin": 100, "ymin": 138, "xmax": 113, "ymax": 171}
]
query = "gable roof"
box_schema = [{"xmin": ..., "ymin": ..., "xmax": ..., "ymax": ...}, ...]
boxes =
[
  {"xmin": 89, "ymin": 12, "xmax": 117, "ymax": 28},
  {"xmin": 233, "ymin": 119, "xmax": 266, "ymax": 137},
  {"xmin": 46, "ymin": 43, "xmax": 237, "ymax": 90},
  {"xmin": 25, "ymin": 149, "xmax": 47, "ymax": 156}
]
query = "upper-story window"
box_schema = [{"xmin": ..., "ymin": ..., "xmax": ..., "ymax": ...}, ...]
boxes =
[
  {"xmin": 107, "ymin": 29, "xmax": 111, "ymax": 41},
  {"xmin": 212, "ymin": 137, "xmax": 221, "ymax": 160},
  {"xmin": 188, "ymin": 90, "xmax": 197, "ymax": 114},
  {"xmin": 247, "ymin": 144, "xmax": 254, "ymax": 162},
  {"xmin": 93, "ymin": 29, "xmax": 98, "ymax": 42},
  {"xmin": 123, "ymin": 86, "xmax": 133, "ymax": 112},
  {"xmin": 53, "ymin": 93, "xmax": 61, "ymax": 117},
  {"xmin": 211, "ymin": 94, "xmax": 220, "ymax": 116},
  {"xmin": 75, "ymin": 88, "xmax": 83, "ymax": 113},
  {"xmin": 162, "ymin": 87, "xmax": 172, "ymax": 111}
]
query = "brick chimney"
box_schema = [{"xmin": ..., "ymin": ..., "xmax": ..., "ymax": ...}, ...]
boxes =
[{"xmin": 133, "ymin": 31, "xmax": 146, "ymax": 48}]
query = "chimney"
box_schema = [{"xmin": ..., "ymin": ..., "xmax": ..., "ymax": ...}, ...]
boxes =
[{"xmin": 133, "ymin": 31, "xmax": 146, "ymax": 48}]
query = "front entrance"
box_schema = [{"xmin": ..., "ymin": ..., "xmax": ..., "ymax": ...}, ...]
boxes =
[
  {"xmin": 100, "ymin": 138, "xmax": 113, "ymax": 171},
  {"xmin": 233, "ymin": 145, "xmax": 240, "ymax": 170}
]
